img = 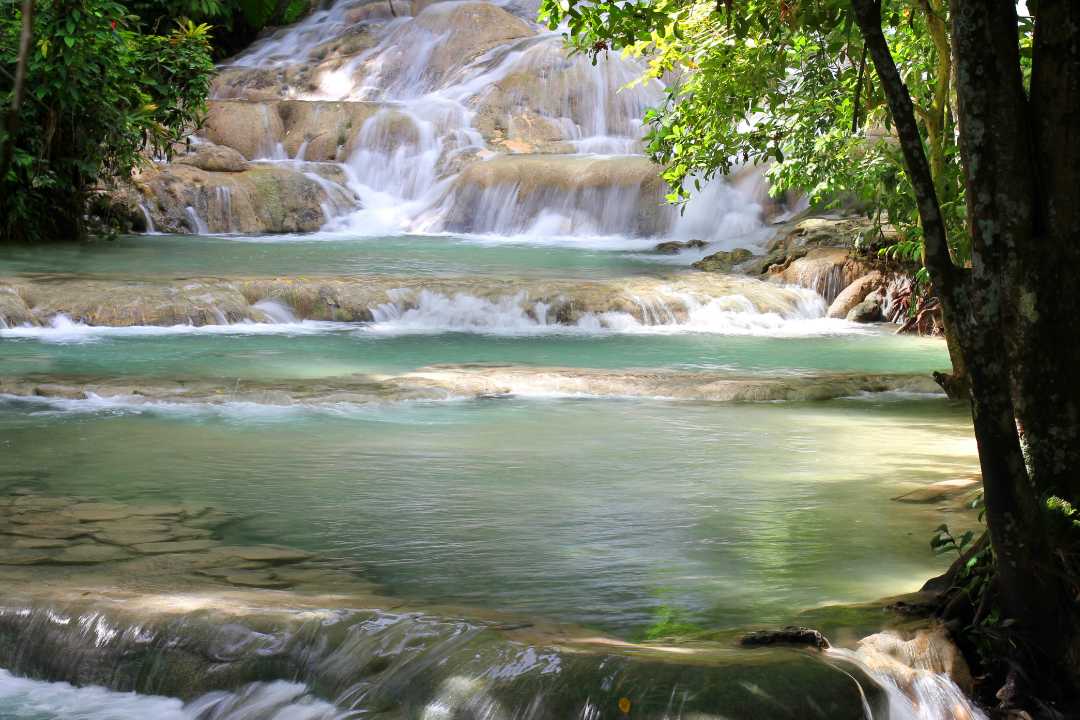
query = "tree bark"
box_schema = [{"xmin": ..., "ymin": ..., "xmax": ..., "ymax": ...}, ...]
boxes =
[
  {"xmin": 0, "ymin": 0, "xmax": 34, "ymax": 183},
  {"xmin": 853, "ymin": 0, "xmax": 1080, "ymax": 705}
]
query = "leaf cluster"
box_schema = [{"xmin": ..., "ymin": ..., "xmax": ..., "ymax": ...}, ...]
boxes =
[{"xmin": 0, "ymin": 0, "xmax": 215, "ymax": 241}]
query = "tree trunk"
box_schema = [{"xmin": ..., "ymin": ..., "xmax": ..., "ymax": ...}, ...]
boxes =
[
  {"xmin": 853, "ymin": 0, "xmax": 1080, "ymax": 707},
  {"xmin": 0, "ymin": 0, "xmax": 34, "ymax": 183}
]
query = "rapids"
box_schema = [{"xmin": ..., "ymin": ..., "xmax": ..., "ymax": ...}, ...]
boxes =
[{"xmin": 0, "ymin": 0, "xmax": 988, "ymax": 717}]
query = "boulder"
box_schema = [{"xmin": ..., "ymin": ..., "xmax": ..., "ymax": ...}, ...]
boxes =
[
  {"xmin": 0, "ymin": 287, "xmax": 33, "ymax": 328},
  {"xmin": 135, "ymin": 163, "xmax": 354, "ymax": 234},
  {"xmin": 441, "ymin": 154, "xmax": 668, "ymax": 236},
  {"xmin": 692, "ymin": 248, "xmax": 755, "ymax": 273},
  {"xmin": 766, "ymin": 215, "xmax": 875, "ymax": 255},
  {"xmin": 827, "ymin": 272, "xmax": 884, "ymax": 318},
  {"xmin": 846, "ymin": 289, "xmax": 883, "ymax": 323},
  {"xmin": 740, "ymin": 626, "xmax": 831, "ymax": 650},
  {"xmin": 201, "ymin": 99, "xmax": 382, "ymax": 161},
  {"xmin": 855, "ymin": 626, "xmax": 974, "ymax": 695},
  {"xmin": 655, "ymin": 240, "xmax": 707, "ymax": 254},
  {"xmin": 408, "ymin": 3, "xmax": 534, "ymax": 86},
  {"xmin": 770, "ymin": 247, "xmax": 872, "ymax": 304},
  {"xmin": 172, "ymin": 142, "xmax": 250, "ymax": 173}
]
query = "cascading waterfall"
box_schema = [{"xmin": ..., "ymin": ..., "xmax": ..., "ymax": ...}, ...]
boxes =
[
  {"xmin": 184, "ymin": 206, "xmax": 209, "ymax": 235},
  {"xmin": 212, "ymin": 0, "xmax": 776, "ymax": 246}
]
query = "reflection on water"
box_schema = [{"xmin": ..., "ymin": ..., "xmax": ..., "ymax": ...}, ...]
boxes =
[{"xmin": 0, "ymin": 395, "xmax": 978, "ymax": 635}]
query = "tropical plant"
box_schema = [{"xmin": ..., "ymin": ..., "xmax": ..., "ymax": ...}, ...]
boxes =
[{"xmin": 0, "ymin": 0, "xmax": 215, "ymax": 242}]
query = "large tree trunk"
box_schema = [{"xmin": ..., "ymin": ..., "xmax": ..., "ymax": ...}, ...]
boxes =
[{"xmin": 853, "ymin": 0, "xmax": 1080, "ymax": 708}]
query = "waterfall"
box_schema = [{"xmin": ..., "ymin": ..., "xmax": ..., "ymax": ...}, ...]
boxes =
[
  {"xmin": 184, "ymin": 206, "xmax": 209, "ymax": 235},
  {"xmin": 137, "ymin": 203, "xmax": 159, "ymax": 235},
  {"xmin": 215, "ymin": 187, "xmax": 234, "ymax": 233},
  {"xmin": 205, "ymin": 0, "xmax": 771, "ymax": 247}
]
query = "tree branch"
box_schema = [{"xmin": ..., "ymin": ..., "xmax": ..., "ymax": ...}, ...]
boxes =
[{"xmin": 849, "ymin": 0, "xmax": 956, "ymax": 293}]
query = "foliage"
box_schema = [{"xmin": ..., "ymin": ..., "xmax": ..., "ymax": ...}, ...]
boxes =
[
  {"xmin": 0, "ymin": 0, "xmax": 215, "ymax": 242},
  {"xmin": 127, "ymin": 0, "xmax": 311, "ymax": 54},
  {"xmin": 539, "ymin": 0, "xmax": 976, "ymax": 267}
]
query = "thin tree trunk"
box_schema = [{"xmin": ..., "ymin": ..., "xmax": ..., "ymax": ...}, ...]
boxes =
[{"xmin": 0, "ymin": 0, "xmax": 34, "ymax": 182}]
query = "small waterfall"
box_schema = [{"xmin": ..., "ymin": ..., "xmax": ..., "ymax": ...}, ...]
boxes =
[
  {"xmin": 137, "ymin": 203, "xmax": 159, "ymax": 235},
  {"xmin": 0, "ymin": 601, "xmax": 894, "ymax": 719},
  {"xmin": 215, "ymin": 186, "xmax": 234, "ymax": 233},
  {"xmin": 828, "ymin": 631, "xmax": 989, "ymax": 720},
  {"xmin": 252, "ymin": 298, "xmax": 298, "ymax": 323},
  {"xmin": 184, "ymin": 206, "xmax": 209, "ymax": 235}
]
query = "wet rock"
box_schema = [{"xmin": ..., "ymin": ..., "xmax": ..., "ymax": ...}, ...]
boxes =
[
  {"xmin": 893, "ymin": 478, "xmax": 981, "ymax": 504},
  {"xmin": 12, "ymin": 537, "xmax": 70, "ymax": 549},
  {"xmin": 408, "ymin": 3, "xmax": 534, "ymax": 87},
  {"xmin": 654, "ymin": 240, "xmax": 707, "ymax": 254},
  {"xmin": 0, "ymin": 287, "xmax": 34, "ymax": 328},
  {"xmin": 51, "ymin": 544, "xmax": 133, "ymax": 564},
  {"xmin": 131, "ymin": 539, "xmax": 220, "ymax": 555},
  {"xmin": 173, "ymin": 141, "xmax": 251, "ymax": 173},
  {"xmin": 739, "ymin": 626, "xmax": 831, "ymax": 650},
  {"xmin": 846, "ymin": 289, "xmax": 883, "ymax": 322},
  {"xmin": 827, "ymin": 272, "xmax": 885, "ymax": 319},
  {"xmin": 134, "ymin": 163, "xmax": 351, "ymax": 235},
  {"xmin": 0, "ymin": 549, "xmax": 55, "ymax": 565},
  {"xmin": 223, "ymin": 571, "xmax": 294, "ymax": 589},
  {"xmin": 213, "ymin": 545, "xmax": 313, "ymax": 564},
  {"xmin": 5, "ymin": 524, "xmax": 90, "ymax": 540},
  {"xmin": 855, "ymin": 625, "xmax": 973, "ymax": 695},
  {"xmin": 692, "ymin": 248, "xmax": 754, "ymax": 273},
  {"xmin": 771, "ymin": 247, "xmax": 872, "ymax": 304},
  {"xmin": 63, "ymin": 504, "xmax": 133, "ymax": 522},
  {"xmin": 443, "ymin": 155, "xmax": 668, "ymax": 236}
]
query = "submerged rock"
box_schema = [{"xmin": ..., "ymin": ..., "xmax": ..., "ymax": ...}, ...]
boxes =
[
  {"xmin": 827, "ymin": 271, "xmax": 885, "ymax": 319},
  {"xmin": 846, "ymin": 289, "xmax": 884, "ymax": 323},
  {"xmin": 740, "ymin": 626, "xmax": 831, "ymax": 650},
  {"xmin": 692, "ymin": 247, "xmax": 754, "ymax": 272},
  {"xmin": 654, "ymin": 239, "xmax": 707, "ymax": 254}
]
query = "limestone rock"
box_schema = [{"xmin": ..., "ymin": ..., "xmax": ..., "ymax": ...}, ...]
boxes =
[
  {"xmin": 212, "ymin": 545, "xmax": 312, "ymax": 564},
  {"xmin": 131, "ymin": 539, "xmax": 219, "ymax": 555},
  {"xmin": 134, "ymin": 163, "xmax": 353, "ymax": 234},
  {"xmin": 893, "ymin": 477, "xmax": 981, "ymax": 504},
  {"xmin": 770, "ymin": 247, "xmax": 872, "ymax": 304},
  {"xmin": 846, "ymin": 289, "xmax": 883, "ymax": 323},
  {"xmin": 740, "ymin": 626, "xmax": 831, "ymax": 650},
  {"xmin": 655, "ymin": 240, "xmax": 707, "ymax": 254},
  {"xmin": 52, "ymin": 544, "xmax": 132, "ymax": 564},
  {"xmin": 0, "ymin": 288, "xmax": 33, "ymax": 328},
  {"xmin": 692, "ymin": 248, "xmax": 755, "ymax": 273},
  {"xmin": 443, "ymin": 155, "xmax": 668, "ymax": 236},
  {"xmin": 856, "ymin": 626, "xmax": 973, "ymax": 695},
  {"xmin": 827, "ymin": 272, "xmax": 884, "ymax": 319},
  {"xmin": 173, "ymin": 142, "xmax": 250, "ymax": 173}
]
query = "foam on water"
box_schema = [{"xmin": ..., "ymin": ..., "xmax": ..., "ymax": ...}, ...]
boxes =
[
  {"xmin": 0, "ymin": 314, "xmax": 347, "ymax": 343},
  {"xmin": 0, "ymin": 670, "xmax": 342, "ymax": 720}
]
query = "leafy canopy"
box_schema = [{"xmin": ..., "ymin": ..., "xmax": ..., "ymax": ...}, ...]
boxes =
[{"xmin": 539, "ymin": 0, "xmax": 980, "ymax": 267}]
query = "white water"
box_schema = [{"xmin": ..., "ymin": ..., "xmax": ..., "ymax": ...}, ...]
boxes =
[
  {"xmin": 0, "ymin": 670, "xmax": 342, "ymax": 720},
  {"xmin": 0, "ymin": 283, "xmax": 868, "ymax": 343},
  {"xmin": 184, "ymin": 206, "xmax": 209, "ymax": 235},
  {"xmin": 828, "ymin": 648, "xmax": 988, "ymax": 720},
  {"xmin": 212, "ymin": 0, "xmax": 780, "ymax": 248}
]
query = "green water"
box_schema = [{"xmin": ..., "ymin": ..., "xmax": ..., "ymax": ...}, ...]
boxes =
[
  {"xmin": 0, "ymin": 328, "xmax": 950, "ymax": 379},
  {"xmin": 0, "ymin": 235, "xmax": 977, "ymax": 679},
  {"xmin": 0, "ymin": 233, "xmax": 674, "ymax": 279},
  {"xmin": 0, "ymin": 394, "xmax": 977, "ymax": 636}
]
